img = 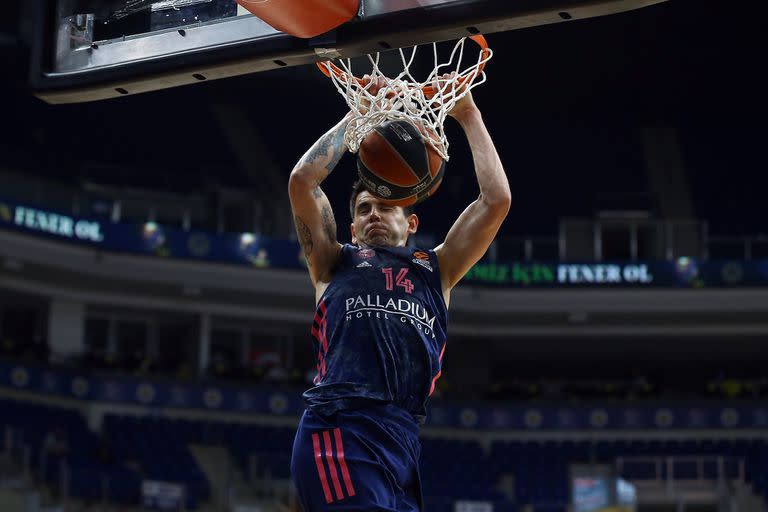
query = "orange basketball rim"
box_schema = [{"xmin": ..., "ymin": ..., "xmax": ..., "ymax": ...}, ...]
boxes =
[{"xmin": 317, "ymin": 35, "xmax": 491, "ymax": 99}]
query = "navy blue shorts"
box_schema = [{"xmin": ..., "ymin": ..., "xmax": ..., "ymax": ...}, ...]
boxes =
[{"xmin": 290, "ymin": 404, "xmax": 423, "ymax": 511}]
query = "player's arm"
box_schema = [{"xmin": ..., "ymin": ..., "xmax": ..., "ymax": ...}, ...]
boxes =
[
  {"xmin": 434, "ymin": 93, "xmax": 511, "ymax": 292},
  {"xmin": 288, "ymin": 115, "xmax": 351, "ymax": 285}
]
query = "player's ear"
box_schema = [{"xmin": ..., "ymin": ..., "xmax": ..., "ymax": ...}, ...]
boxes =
[
  {"xmin": 350, "ymin": 222, "xmax": 358, "ymax": 244},
  {"xmin": 407, "ymin": 213, "xmax": 419, "ymax": 235}
]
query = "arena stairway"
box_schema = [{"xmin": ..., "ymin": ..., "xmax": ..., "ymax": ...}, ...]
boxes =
[
  {"xmin": 731, "ymin": 480, "xmax": 768, "ymax": 512},
  {"xmin": 191, "ymin": 441, "xmax": 289, "ymax": 512},
  {"xmin": 190, "ymin": 444, "xmax": 238, "ymax": 507}
]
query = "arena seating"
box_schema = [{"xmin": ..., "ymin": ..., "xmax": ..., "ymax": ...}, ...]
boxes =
[
  {"xmin": 2, "ymin": 397, "xmax": 768, "ymax": 511},
  {"xmin": 0, "ymin": 399, "xmax": 142, "ymax": 505},
  {"xmin": 102, "ymin": 414, "xmax": 210, "ymax": 508}
]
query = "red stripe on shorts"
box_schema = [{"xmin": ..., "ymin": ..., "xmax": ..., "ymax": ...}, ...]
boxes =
[
  {"xmin": 333, "ymin": 428, "xmax": 356, "ymax": 497},
  {"xmin": 322, "ymin": 430, "xmax": 345, "ymax": 500},
  {"xmin": 311, "ymin": 433, "xmax": 333, "ymax": 503}
]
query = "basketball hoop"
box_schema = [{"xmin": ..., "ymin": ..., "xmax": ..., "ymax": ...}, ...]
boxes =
[{"xmin": 317, "ymin": 35, "xmax": 492, "ymax": 161}]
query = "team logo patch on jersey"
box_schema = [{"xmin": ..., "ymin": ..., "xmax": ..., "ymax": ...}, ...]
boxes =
[
  {"xmin": 358, "ymin": 248, "xmax": 375, "ymax": 260},
  {"xmin": 412, "ymin": 250, "xmax": 432, "ymax": 271},
  {"xmin": 412, "ymin": 250, "xmax": 433, "ymax": 271},
  {"xmin": 412, "ymin": 258, "xmax": 433, "ymax": 272},
  {"xmin": 356, "ymin": 261, "xmax": 373, "ymax": 268}
]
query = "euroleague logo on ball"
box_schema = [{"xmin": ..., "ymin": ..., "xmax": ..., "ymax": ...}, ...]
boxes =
[
  {"xmin": 358, "ymin": 120, "xmax": 445, "ymax": 207},
  {"xmin": 388, "ymin": 122, "xmax": 413, "ymax": 142}
]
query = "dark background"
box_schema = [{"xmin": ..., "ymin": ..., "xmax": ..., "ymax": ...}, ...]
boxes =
[{"xmin": 1, "ymin": 0, "xmax": 765, "ymax": 241}]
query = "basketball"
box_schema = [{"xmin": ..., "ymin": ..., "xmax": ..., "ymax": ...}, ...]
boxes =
[{"xmin": 356, "ymin": 120, "xmax": 446, "ymax": 207}]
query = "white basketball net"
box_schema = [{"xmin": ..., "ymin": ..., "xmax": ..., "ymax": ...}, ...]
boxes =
[{"xmin": 322, "ymin": 37, "xmax": 493, "ymax": 161}]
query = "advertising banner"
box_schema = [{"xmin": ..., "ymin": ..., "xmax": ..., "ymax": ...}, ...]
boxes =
[
  {"xmin": 0, "ymin": 198, "xmax": 305, "ymax": 270},
  {"xmin": 2, "ymin": 198, "xmax": 767, "ymax": 287},
  {"xmin": 462, "ymin": 260, "xmax": 768, "ymax": 288}
]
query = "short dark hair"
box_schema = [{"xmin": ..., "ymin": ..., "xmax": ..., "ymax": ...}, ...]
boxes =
[{"xmin": 349, "ymin": 179, "xmax": 415, "ymax": 219}]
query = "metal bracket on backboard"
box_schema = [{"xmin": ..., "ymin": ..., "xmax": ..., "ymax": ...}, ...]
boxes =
[
  {"xmin": 314, "ymin": 47, "xmax": 343, "ymax": 60},
  {"xmin": 64, "ymin": 14, "xmax": 95, "ymax": 51}
]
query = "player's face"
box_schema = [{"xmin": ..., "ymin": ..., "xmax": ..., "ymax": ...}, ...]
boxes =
[{"xmin": 351, "ymin": 191, "xmax": 418, "ymax": 248}]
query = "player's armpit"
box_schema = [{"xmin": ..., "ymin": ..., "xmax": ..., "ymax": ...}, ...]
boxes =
[{"xmin": 289, "ymin": 171, "xmax": 342, "ymax": 284}]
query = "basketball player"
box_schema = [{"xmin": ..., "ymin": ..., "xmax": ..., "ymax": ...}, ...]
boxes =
[{"xmin": 288, "ymin": 77, "xmax": 510, "ymax": 511}]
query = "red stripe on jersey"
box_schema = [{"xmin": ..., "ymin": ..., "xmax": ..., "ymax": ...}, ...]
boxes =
[
  {"xmin": 322, "ymin": 322, "xmax": 329, "ymax": 354},
  {"xmin": 429, "ymin": 369, "xmax": 442, "ymax": 396},
  {"xmin": 311, "ymin": 433, "xmax": 334, "ymax": 503},
  {"xmin": 314, "ymin": 352, "xmax": 326, "ymax": 385},
  {"xmin": 311, "ymin": 325, "xmax": 329, "ymax": 358},
  {"xmin": 318, "ymin": 327, "xmax": 327, "ymax": 378},
  {"xmin": 311, "ymin": 300, "xmax": 330, "ymax": 380},
  {"xmin": 429, "ymin": 343, "xmax": 447, "ymax": 396},
  {"xmin": 333, "ymin": 428, "xmax": 356, "ymax": 497}
]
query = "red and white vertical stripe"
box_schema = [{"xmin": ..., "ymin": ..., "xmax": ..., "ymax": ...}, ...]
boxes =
[
  {"xmin": 429, "ymin": 342, "xmax": 446, "ymax": 396},
  {"xmin": 311, "ymin": 428, "xmax": 356, "ymax": 504},
  {"xmin": 311, "ymin": 300, "xmax": 329, "ymax": 384}
]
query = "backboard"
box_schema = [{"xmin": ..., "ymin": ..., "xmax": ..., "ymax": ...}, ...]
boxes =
[{"xmin": 30, "ymin": 0, "xmax": 667, "ymax": 104}]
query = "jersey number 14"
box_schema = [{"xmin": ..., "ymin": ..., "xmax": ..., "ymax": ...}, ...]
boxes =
[{"xmin": 382, "ymin": 268, "xmax": 414, "ymax": 294}]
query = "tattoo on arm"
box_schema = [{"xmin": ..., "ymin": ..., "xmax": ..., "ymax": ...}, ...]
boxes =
[
  {"xmin": 294, "ymin": 215, "xmax": 313, "ymax": 265},
  {"xmin": 324, "ymin": 127, "xmax": 347, "ymax": 171},
  {"xmin": 301, "ymin": 125, "xmax": 347, "ymax": 177},
  {"xmin": 321, "ymin": 204, "xmax": 337, "ymax": 243}
]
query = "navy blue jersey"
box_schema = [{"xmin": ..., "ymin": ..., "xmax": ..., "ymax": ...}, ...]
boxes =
[{"xmin": 303, "ymin": 244, "xmax": 448, "ymax": 422}]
